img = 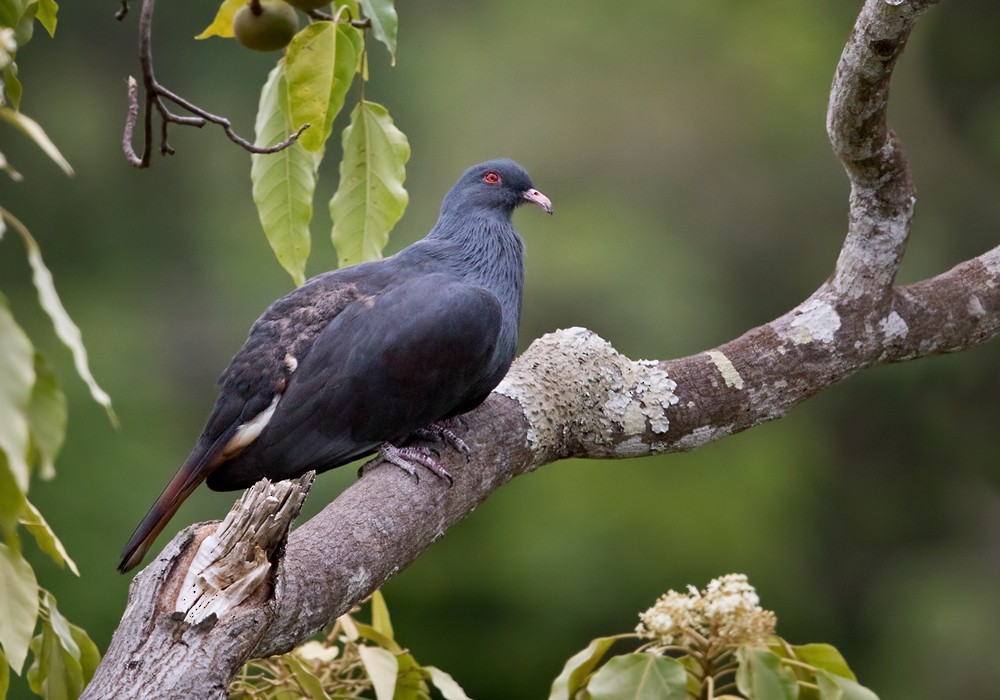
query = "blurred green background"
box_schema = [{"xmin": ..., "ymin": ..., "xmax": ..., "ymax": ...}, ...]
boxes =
[{"xmin": 3, "ymin": 1, "xmax": 1000, "ymax": 698}]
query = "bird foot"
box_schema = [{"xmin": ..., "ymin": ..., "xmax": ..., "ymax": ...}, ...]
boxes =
[
  {"xmin": 376, "ymin": 441, "xmax": 454, "ymax": 486},
  {"xmin": 413, "ymin": 419, "xmax": 471, "ymax": 461}
]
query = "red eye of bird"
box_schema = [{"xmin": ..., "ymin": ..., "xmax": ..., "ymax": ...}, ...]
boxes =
[{"xmin": 483, "ymin": 171, "xmax": 501, "ymax": 184}]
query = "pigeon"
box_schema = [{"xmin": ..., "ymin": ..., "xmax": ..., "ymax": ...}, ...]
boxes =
[{"xmin": 118, "ymin": 159, "xmax": 551, "ymax": 573}]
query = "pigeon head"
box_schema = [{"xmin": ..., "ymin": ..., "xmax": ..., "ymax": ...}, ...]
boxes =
[{"xmin": 439, "ymin": 159, "xmax": 552, "ymax": 219}]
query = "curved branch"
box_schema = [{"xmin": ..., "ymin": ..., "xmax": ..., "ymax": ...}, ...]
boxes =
[{"xmin": 86, "ymin": 1, "xmax": 982, "ymax": 697}]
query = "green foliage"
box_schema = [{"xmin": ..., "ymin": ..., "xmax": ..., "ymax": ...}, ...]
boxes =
[
  {"xmin": 231, "ymin": 591, "xmax": 472, "ymax": 700},
  {"xmin": 548, "ymin": 575, "xmax": 880, "ymax": 700},
  {"xmin": 199, "ymin": 0, "xmax": 408, "ymax": 284},
  {"xmin": 25, "ymin": 593, "xmax": 99, "ymax": 700}
]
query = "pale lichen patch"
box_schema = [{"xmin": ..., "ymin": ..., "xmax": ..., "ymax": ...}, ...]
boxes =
[
  {"xmin": 673, "ymin": 424, "xmax": 733, "ymax": 452},
  {"xmin": 705, "ymin": 350, "xmax": 743, "ymax": 390},
  {"xmin": 879, "ymin": 310, "xmax": 908, "ymax": 342},
  {"xmin": 781, "ymin": 298, "xmax": 841, "ymax": 345},
  {"xmin": 967, "ymin": 295, "xmax": 986, "ymax": 318}
]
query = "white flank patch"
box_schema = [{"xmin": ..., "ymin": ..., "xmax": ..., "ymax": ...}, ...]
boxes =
[
  {"xmin": 705, "ymin": 350, "xmax": 744, "ymax": 390},
  {"xmin": 226, "ymin": 394, "xmax": 280, "ymax": 455},
  {"xmin": 784, "ymin": 298, "xmax": 841, "ymax": 345},
  {"xmin": 879, "ymin": 311, "xmax": 908, "ymax": 342}
]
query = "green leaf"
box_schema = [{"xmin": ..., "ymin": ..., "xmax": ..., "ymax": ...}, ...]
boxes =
[
  {"xmin": 27, "ymin": 592, "xmax": 89, "ymax": 700},
  {"xmin": 195, "ymin": 0, "xmax": 243, "ymax": 39},
  {"xmin": 19, "ymin": 500, "xmax": 78, "ymax": 575},
  {"xmin": 0, "ymin": 296, "xmax": 34, "ymax": 493},
  {"xmin": 0, "ymin": 452, "xmax": 26, "ymax": 541},
  {"xmin": 0, "ymin": 541, "xmax": 39, "ymax": 674},
  {"xmin": 358, "ymin": 0, "xmax": 398, "ymax": 64},
  {"xmin": 736, "ymin": 646, "xmax": 800, "ymax": 700},
  {"xmin": 354, "ymin": 621, "xmax": 401, "ymax": 653},
  {"xmin": 3, "ymin": 64, "xmax": 23, "ymax": 110},
  {"xmin": 791, "ymin": 643, "xmax": 856, "ymax": 682},
  {"xmin": 285, "ymin": 21, "xmax": 362, "ymax": 153},
  {"xmin": 27, "ymin": 352, "xmax": 66, "ymax": 480},
  {"xmin": 329, "ymin": 101, "xmax": 409, "ymax": 268},
  {"xmin": 815, "ymin": 670, "xmax": 879, "ymax": 700},
  {"xmin": 284, "ymin": 653, "xmax": 332, "ymax": 700},
  {"xmin": 394, "ymin": 652, "xmax": 426, "ymax": 700},
  {"xmin": 586, "ymin": 653, "xmax": 688, "ymax": 700},
  {"xmin": 370, "ymin": 589, "xmax": 394, "ymax": 641},
  {"xmin": 252, "ymin": 61, "xmax": 321, "ymax": 287},
  {"xmin": 0, "ymin": 0, "xmax": 29, "ymax": 30},
  {"xmin": 3, "ymin": 210, "xmax": 116, "ymax": 423},
  {"xmin": 425, "ymin": 666, "xmax": 472, "ymax": 700},
  {"xmin": 35, "ymin": 0, "xmax": 57, "ymax": 36},
  {"xmin": 548, "ymin": 635, "xmax": 620, "ymax": 700},
  {"xmin": 0, "ymin": 647, "xmax": 9, "ymax": 697},
  {"xmin": 0, "ymin": 107, "xmax": 73, "ymax": 176},
  {"xmin": 357, "ymin": 644, "xmax": 398, "ymax": 700}
]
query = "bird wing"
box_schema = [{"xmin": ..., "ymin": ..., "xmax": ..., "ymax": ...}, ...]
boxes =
[{"xmin": 206, "ymin": 273, "xmax": 504, "ymax": 489}]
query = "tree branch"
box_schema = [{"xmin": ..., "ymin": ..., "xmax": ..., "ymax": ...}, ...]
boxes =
[{"xmin": 86, "ymin": 1, "xmax": 987, "ymax": 697}]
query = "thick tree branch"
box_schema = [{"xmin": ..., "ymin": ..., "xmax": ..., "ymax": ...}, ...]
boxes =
[{"xmin": 85, "ymin": 1, "xmax": 992, "ymax": 697}]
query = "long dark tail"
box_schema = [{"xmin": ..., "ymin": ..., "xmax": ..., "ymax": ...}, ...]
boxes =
[{"xmin": 117, "ymin": 443, "xmax": 225, "ymax": 573}]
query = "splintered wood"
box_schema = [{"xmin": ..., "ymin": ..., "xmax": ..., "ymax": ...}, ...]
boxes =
[{"xmin": 174, "ymin": 472, "xmax": 315, "ymax": 624}]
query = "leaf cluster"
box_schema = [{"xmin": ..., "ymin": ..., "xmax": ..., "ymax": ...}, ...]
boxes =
[{"xmin": 231, "ymin": 591, "xmax": 471, "ymax": 700}]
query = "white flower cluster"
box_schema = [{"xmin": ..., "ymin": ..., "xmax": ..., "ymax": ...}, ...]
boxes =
[
  {"xmin": 0, "ymin": 28, "xmax": 16, "ymax": 72},
  {"xmin": 636, "ymin": 573, "xmax": 776, "ymax": 650}
]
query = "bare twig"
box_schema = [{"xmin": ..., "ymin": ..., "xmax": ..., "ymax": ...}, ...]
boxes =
[{"xmin": 120, "ymin": 0, "xmax": 308, "ymax": 167}]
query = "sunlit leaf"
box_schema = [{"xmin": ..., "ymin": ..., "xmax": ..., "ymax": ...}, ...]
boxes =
[
  {"xmin": 736, "ymin": 646, "xmax": 799, "ymax": 700},
  {"xmin": 358, "ymin": 0, "xmax": 398, "ymax": 64},
  {"xmin": 35, "ymin": 0, "xmax": 57, "ymax": 37},
  {"xmin": 0, "ymin": 107, "xmax": 72, "ymax": 175},
  {"xmin": 792, "ymin": 643, "xmax": 856, "ymax": 681},
  {"xmin": 285, "ymin": 21, "xmax": 362, "ymax": 153},
  {"xmin": 548, "ymin": 635, "xmax": 620, "ymax": 700},
  {"xmin": 816, "ymin": 670, "xmax": 879, "ymax": 700},
  {"xmin": 27, "ymin": 352, "xmax": 66, "ymax": 480},
  {"xmin": 0, "ymin": 541, "xmax": 39, "ymax": 674},
  {"xmin": 2, "ymin": 210, "xmax": 116, "ymax": 422},
  {"xmin": 19, "ymin": 500, "xmax": 78, "ymax": 575},
  {"xmin": 586, "ymin": 653, "xmax": 688, "ymax": 700},
  {"xmin": 370, "ymin": 589, "xmax": 393, "ymax": 640},
  {"xmin": 426, "ymin": 666, "xmax": 472, "ymax": 700},
  {"xmin": 252, "ymin": 61, "xmax": 320, "ymax": 286},
  {"xmin": 27, "ymin": 592, "xmax": 86, "ymax": 700},
  {"xmin": 357, "ymin": 644, "xmax": 398, "ymax": 700},
  {"xmin": 329, "ymin": 100, "xmax": 409, "ymax": 268},
  {"xmin": 0, "ymin": 295, "xmax": 34, "ymax": 493},
  {"xmin": 195, "ymin": 0, "xmax": 243, "ymax": 40}
]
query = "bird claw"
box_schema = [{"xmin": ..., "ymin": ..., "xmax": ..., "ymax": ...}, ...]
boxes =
[
  {"xmin": 375, "ymin": 441, "xmax": 454, "ymax": 486},
  {"xmin": 414, "ymin": 419, "xmax": 472, "ymax": 461}
]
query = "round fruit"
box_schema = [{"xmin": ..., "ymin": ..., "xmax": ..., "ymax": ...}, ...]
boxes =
[
  {"xmin": 283, "ymin": 0, "xmax": 330, "ymax": 11},
  {"xmin": 232, "ymin": 0, "xmax": 299, "ymax": 52}
]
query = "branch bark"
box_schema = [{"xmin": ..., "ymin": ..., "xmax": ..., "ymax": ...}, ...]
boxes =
[{"xmin": 86, "ymin": 0, "xmax": 992, "ymax": 697}]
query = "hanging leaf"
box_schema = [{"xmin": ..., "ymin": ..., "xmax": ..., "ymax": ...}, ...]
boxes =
[
  {"xmin": 358, "ymin": 0, "xmax": 398, "ymax": 64},
  {"xmin": 195, "ymin": 0, "xmax": 243, "ymax": 40},
  {"xmin": 0, "ymin": 296, "xmax": 34, "ymax": 493},
  {"xmin": 27, "ymin": 592, "xmax": 99, "ymax": 699},
  {"xmin": 815, "ymin": 669, "xmax": 879, "ymax": 700},
  {"xmin": 27, "ymin": 352, "xmax": 66, "ymax": 480},
  {"xmin": 0, "ymin": 647, "xmax": 9, "ymax": 697},
  {"xmin": 548, "ymin": 635, "xmax": 620, "ymax": 700},
  {"xmin": 426, "ymin": 666, "xmax": 472, "ymax": 700},
  {"xmin": 369, "ymin": 589, "xmax": 394, "ymax": 640},
  {"xmin": 0, "ymin": 453, "xmax": 27, "ymax": 541},
  {"xmin": 357, "ymin": 645, "xmax": 398, "ymax": 700},
  {"xmin": 252, "ymin": 61, "xmax": 321, "ymax": 286},
  {"xmin": 329, "ymin": 101, "xmax": 409, "ymax": 268},
  {"xmin": 0, "ymin": 108, "xmax": 73, "ymax": 176},
  {"xmin": 284, "ymin": 653, "xmax": 332, "ymax": 700},
  {"xmin": 35, "ymin": 0, "xmax": 58, "ymax": 37},
  {"xmin": 0, "ymin": 541, "xmax": 40, "ymax": 674},
  {"xmin": 19, "ymin": 500, "xmax": 78, "ymax": 575},
  {"xmin": 285, "ymin": 21, "xmax": 362, "ymax": 153},
  {"xmin": 736, "ymin": 646, "xmax": 800, "ymax": 700}
]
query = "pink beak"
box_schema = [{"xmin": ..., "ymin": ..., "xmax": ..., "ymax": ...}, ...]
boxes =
[{"xmin": 523, "ymin": 188, "xmax": 553, "ymax": 214}]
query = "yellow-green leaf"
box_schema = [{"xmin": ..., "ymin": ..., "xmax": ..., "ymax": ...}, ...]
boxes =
[
  {"xmin": 196, "ymin": 0, "xmax": 243, "ymax": 40},
  {"xmin": 285, "ymin": 21, "xmax": 362, "ymax": 153},
  {"xmin": 357, "ymin": 645, "xmax": 397, "ymax": 700},
  {"xmin": 358, "ymin": 0, "xmax": 398, "ymax": 64},
  {"xmin": 548, "ymin": 636, "xmax": 619, "ymax": 700},
  {"xmin": 370, "ymin": 589, "xmax": 394, "ymax": 640},
  {"xmin": 329, "ymin": 101, "xmax": 409, "ymax": 268},
  {"xmin": 2, "ymin": 210, "xmax": 116, "ymax": 423},
  {"xmin": 0, "ymin": 541, "xmax": 39, "ymax": 674},
  {"xmin": 19, "ymin": 500, "xmax": 78, "ymax": 575},
  {"xmin": 815, "ymin": 669, "xmax": 879, "ymax": 700},
  {"xmin": 27, "ymin": 592, "xmax": 87, "ymax": 700},
  {"xmin": 284, "ymin": 653, "xmax": 332, "ymax": 700},
  {"xmin": 0, "ymin": 295, "xmax": 34, "ymax": 493},
  {"xmin": 0, "ymin": 108, "xmax": 72, "ymax": 176},
  {"xmin": 27, "ymin": 352, "xmax": 66, "ymax": 480},
  {"xmin": 0, "ymin": 647, "xmax": 9, "ymax": 697},
  {"xmin": 0, "ymin": 452, "xmax": 27, "ymax": 541},
  {"xmin": 252, "ymin": 61, "xmax": 321, "ymax": 286},
  {"xmin": 35, "ymin": 0, "xmax": 58, "ymax": 36},
  {"xmin": 736, "ymin": 646, "xmax": 800, "ymax": 700}
]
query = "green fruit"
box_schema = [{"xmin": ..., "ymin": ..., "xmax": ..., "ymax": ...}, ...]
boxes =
[
  {"xmin": 283, "ymin": 0, "xmax": 330, "ymax": 11},
  {"xmin": 232, "ymin": 1, "xmax": 299, "ymax": 52}
]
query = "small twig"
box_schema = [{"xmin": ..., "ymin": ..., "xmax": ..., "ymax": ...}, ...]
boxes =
[{"xmin": 120, "ymin": 0, "xmax": 310, "ymax": 167}]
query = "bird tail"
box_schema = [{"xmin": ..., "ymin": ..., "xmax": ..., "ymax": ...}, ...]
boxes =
[{"xmin": 117, "ymin": 443, "xmax": 224, "ymax": 574}]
